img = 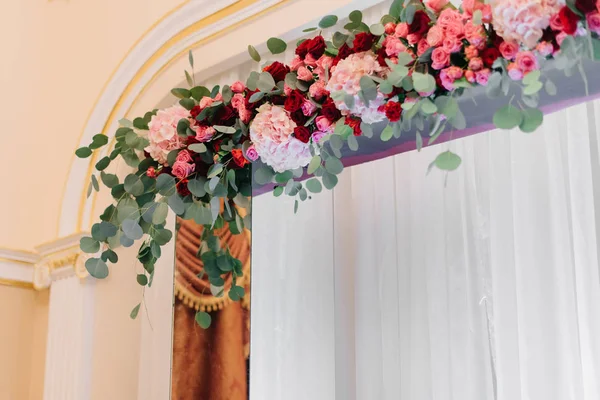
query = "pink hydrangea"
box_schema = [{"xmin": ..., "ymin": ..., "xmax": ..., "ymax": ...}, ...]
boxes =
[
  {"xmin": 249, "ymin": 104, "xmax": 312, "ymax": 172},
  {"xmin": 145, "ymin": 104, "xmax": 189, "ymax": 165},
  {"xmin": 491, "ymin": 0, "xmax": 564, "ymax": 49},
  {"xmin": 326, "ymin": 51, "xmax": 387, "ymax": 124}
]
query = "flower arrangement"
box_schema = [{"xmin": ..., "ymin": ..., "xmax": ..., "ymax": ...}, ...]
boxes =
[{"xmin": 76, "ymin": 0, "xmax": 600, "ymax": 326}]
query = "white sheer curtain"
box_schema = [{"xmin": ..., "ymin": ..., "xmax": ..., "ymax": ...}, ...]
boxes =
[
  {"xmin": 251, "ymin": 101, "xmax": 600, "ymax": 400},
  {"xmin": 197, "ymin": 2, "xmax": 600, "ymax": 398}
]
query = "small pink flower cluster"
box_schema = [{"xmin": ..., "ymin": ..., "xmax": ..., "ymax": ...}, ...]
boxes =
[{"xmin": 230, "ymin": 81, "xmax": 253, "ymax": 124}]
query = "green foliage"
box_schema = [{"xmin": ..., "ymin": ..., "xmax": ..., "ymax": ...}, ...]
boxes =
[
  {"xmin": 493, "ymin": 105, "xmax": 523, "ymax": 130},
  {"xmin": 434, "ymin": 151, "xmax": 462, "ymax": 171},
  {"xmin": 130, "ymin": 304, "xmax": 141, "ymax": 320},
  {"xmin": 195, "ymin": 311, "xmax": 212, "ymax": 328},
  {"xmin": 85, "ymin": 258, "xmax": 109, "ymax": 279},
  {"xmin": 319, "ymin": 15, "xmax": 338, "ymax": 29},
  {"xmin": 267, "ymin": 37, "xmax": 287, "ymax": 54}
]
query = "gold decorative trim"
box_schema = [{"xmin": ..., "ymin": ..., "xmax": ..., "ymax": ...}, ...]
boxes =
[
  {"xmin": 46, "ymin": 253, "xmax": 80, "ymax": 271},
  {"xmin": 0, "ymin": 279, "xmax": 34, "ymax": 290}
]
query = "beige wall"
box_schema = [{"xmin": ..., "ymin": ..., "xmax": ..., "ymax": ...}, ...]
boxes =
[{"xmin": 0, "ymin": 286, "xmax": 48, "ymax": 400}]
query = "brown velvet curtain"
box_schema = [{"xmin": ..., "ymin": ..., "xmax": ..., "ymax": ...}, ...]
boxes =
[{"xmin": 171, "ymin": 218, "xmax": 250, "ymax": 400}]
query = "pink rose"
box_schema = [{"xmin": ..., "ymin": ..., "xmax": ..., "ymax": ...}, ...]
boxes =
[
  {"xmin": 199, "ymin": 97, "xmax": 214, "ymax": 109},
  {"xmin": 172, "ymin": 161, "xmax": 195, "ymax": 179},
  {"xmin": 442, "ymin": 37, "xmax": 462, "ymax": 53},
  {"xmin": 515, "ymin": 51, "xmax": 539, "ymax": 74},
  {"xmin": 446, "ymin": 66, "xmax": 464, "ymax": 80},
  {"xmin": 385, "ymin": 22, "xmax": 397, "ymax": 35},
  {"xmin": 465, "ymin": 45, "xmax": 479, "ymax": 59},
  {"xmin": 194, "ymin": 125, "xmax": 216, "ymax": 142},
  {"xmin": 431, "ymin": 47, "xmax": 450, "ymax": 70},
  {"xmin": 468, "ymin": 57, "xmax": 483, "ymax": 71},
  {"xmin": 315, "ymin": 116, "xmax": 333, "ymax": 132},
  {"xmin": 302, "ymin": 100, "xmax": 317, "ymax": 116},
  {"xmin": 239, "ymin": 107, "xmax": 252, "ymax": 124},
  {"xmin": 147, "ymin": 167, "xmax": 157, "ymax": 178},
  {"xmin": 231, "ymin": 93, "xmax": 245, "ymax": 110},
  {"xmin": 316, "ymin": 55, "xmax": 334, "ymax": 71},
  {"xmin": 465, "ymin": 70, "xmax": 476, "ymax": 83},
  {"xmin": 312, "ymin": 131, "xmax": 327, "ymax": 144},
  {"xmin": 499, "ymin": 41, "xmax": 519, "ymax": 60},
  {"xmin": 407, "ymin": 33, "xmax": 421, "ymax": 44},
  {"xmin": 463, "ymin": 0, "xmax": 492, "ymax": 22},
  {"xmin": 427, "ymin": 25, "xmax": 444, "ymax": 47},
  {"xmin": 231, "ymin": 81, "xmax": 246, "ymax": 93},
  {"xmin": 587, "ymin": 11, "xmax": 600, "ymax": 35},
  {"xmin": 445, "ymin": 20, "xmax": 465, "ymax": 40},
  {"xmin": 437, "ymin": 8, "xmax": 462, "ymax": 28},
  {"xmin": 536, "ymin": 41, "xmax": 554, "ymax": 57},
  {"xmin": 464, "ymin": 23, "xmax": 485, "ymax": 46},
  {"xmin": 290, "ymin": 55, "xmax": 304, "ymax": 72},
  {"xmin": 424, "ymin": 0, "xmax": 449, "ymax": 12},
  {"xmin": 304, "ymin": 54, "xmax": 318, "ymax": 68},
  {"xmin": 395, "ymin": 22, "xmax": 409, "ymax": 38},
  {"xmin": 297, "ymin": 66, "xmax": 314, "ymax": 82},
  {"xmin": 384, "ymin": 36, "xmax": 408, "ymax": 57},
  {"xmin": 417, "ymin": 39, "xmax": 431, "ymax": 56},
  {"xmin": 245, "ymin": 145, "xmax": 259, "ymax": 162},
  {"xmin": 440, "ymin": 69, "xmax": 455, "ymax": 90},
  {"xmin": 556, "ymin": 32, "xmax": 568, "ymax": 46},
  {"xmin": 309, "ymin": 81, "xmax": 328, "ymax": 100},
  {"xmin": 480, "ymin": 4, "xmax": 492, "ymax": 23},
  {"xmin": 475, "ymin": 68, "xmax": 491, "ymax": 86},
  {"xmin": 176, "ymin": 149, "xmax": 193, "ymax": 162},
  {"xmin": 507, "ymin": 63, "xmax": 523, "ymax": 80}
]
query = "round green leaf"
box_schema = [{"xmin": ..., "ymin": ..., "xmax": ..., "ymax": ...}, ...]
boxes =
[
  {"xmin": 168, "ymin": 194, "xmax": 186, "ymax": 215},
  {"xmin": 156, "ymin": 174, "xmax": 176, "ymax": 196},
  {"xmin": 545, "ymin": 79, "xmax": 557, "ymax": 96},
  {"xmin": 152, "ymin": 202, "xmax": 169, "ymax": 225},
  {"xmin": 248, "ymin": 45, "xmax": 261, "ymax": 62},
  {"xmin": 101, "ymin": 249, "xmax": 118, "ymax": 263},
  {"xmin": 152, "ymin": 228, "xmax": 173, "ymax": 246},
  {"xmin": 349, "ymin": 10, "xmax": 363, "ymax": 23},
  {"xmin": 254, "ymin": 166, "xmax": 275, "ymax": 185},
  {"xmin": 267, "ymin": 37, "xmax": 287, "ymax": 55},
  {"xmin": 171, "ymin": 88, "xmax": 191, "ymax": 99},
  {"xmin": 381, "ymin": 125, "xmax": 394, "ymax": 142},
  {"xmin": 322, "ymin": 171, "xmax": 338, "ymax": 190},
  {"xmin": 101, "ymin": 172, "xmax": 119, "ymax": 188},
  {"xmin": 421, "ymin": 99, "xmax": 437, "ymax": 115},
  {"xmin": 434, "ymin": 151, "xmax": 462, "ymax": 171},
  {"xmin": 306, "ymin": 178, "xmax": 323, "ymax": 193},
  {"xmin": 369, "ymin": 23, "xmax": 385, "ymax": 36},
  {"xmin": 85, "ymin": 258, "xmax": 109, "ymax": 279},
  {"xmin": 273, "ymin": 186, "xmax": 284, "ymax": 197},
  {"xmin": 319, "ymin": 15, "xmax": 338, "ymax": 29},
  {"xmin": 187, "ymin": 178, "xmax": 206, "ymax": 197},
  {"xmin": 75, "ymin": 147, "xmax": 92, "ymax": 158},
  {"xmin": 307, "ymin": 155, "xmax": 322, "ymax": 175},
  {"xmin": 325, "ymin": 157, "xmax": 344, "ymax": 175},
  {"xmin": 493, "ymin": 105, "xmax": 523, "ymax": 130},
  {"xmin": 195, "ymin": 311, "xmax": 212, "ymax": 329},
  {"xmin": 117, "ymin": 198, "xmax": 140, "ymax": 223},
  {"xmin": 519, "ymin": 108, "xmax": 544, "ymax": 133},
  {"xmin": 122, "ymin": 220, "xmax": 144, "ymax": 240},
  {"xmin": 523, "ymin": 81, "xmax": 543, "ymax": 96},
  {"xmin": 413, "ymin": 72, "xmax": 436, "ymax": 93},
  {"xmin": 80, "ymin": 237, "xmax": 100, "ymax": 254},
  {"xmin": 124, "ymin": 174, "xmax": 144, "ymax": 196},
  {"xmin": 188, "ymin": 143, "xmax": 207, "ymax": 153},
  {"xmin": 137, "ymin": 274, "xmax": 148, "ymax": 286}
]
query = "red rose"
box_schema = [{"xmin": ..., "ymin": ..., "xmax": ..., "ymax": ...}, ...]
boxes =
[
  {"xmin": 290, "ymin": 109, "xmax": 308, "ymax": 126},
  {"xmin": 385, "ymin": 101, "xmax": 402, "ymax": 122},
  {"xmin": 408, "ymin": 10, "xmax": 431, "ymax": 36},
  {"xmin": 231, "ymin": 149, "xmax": 249, "ymax": 168},
  {"xmin": 263, "ymin": 61, "xmax": 290, "ymax": 82},
  {"xmin": 376, "ymin": 47, "xmax": 388, "ymax": 67},
  {"xmin": 177, "ymin": 179, "xmax": 191, "ymax": 197},
  {"xmin": 333, "ymin": 43, "xmax": 354, "ymax": 66},
  {"xmin": 294, "ymin": 126, "xmax": 311, "ymax": 143},
  {"xmin": 481, "ymin": 47, "xmax": 501, "ymax": 67},
  {"xmin": 353, "ymin": 33, "xmax": 375, "ymax": 52},
  {"xmin": 321, "ymin": 97, "xmax": 342, "ymax": 122},
  {"xmin": 215, "ymin": 105, "xmax": 236, "ymax": 124},
  {"xmin": 284, "ymin": 90, "xmax": 305, "ymax": 113},
  {"xmin": 190, "ymin": 105, "xmax": 202, "ymax": 120},
  {"xmin": 559, "ymin": 6, "xmax": 579, "ymax": 35},
  {"xmin": 576, "ymin": 0, "xmax": 596, "ymax": 14},
  {"xmin": 213, "ymin": 140, "xmax": 222, "ymax": 152},
  {"xmin": 346, "ymin": 117, "xmax": 362, "ymax": 136},
  {"xmin": 296, "ymin": 36, "xmax": 327, "ymax": 59}
]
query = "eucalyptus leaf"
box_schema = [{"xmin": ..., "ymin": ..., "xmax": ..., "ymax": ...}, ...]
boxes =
[
  {"xmin": 195, "ymin": 311, "xmax": 212, "ymax": 328},
  {"xmin": 156, "ymin": 174, "xmax": 177, "ymax": 196},
  {"xmin": 122, "ymin": 219, "xmax": 144, "ymax": 240},
  {"xmin": 519, "ymin": 108, "xmax": 544, "ymax": 133},
  {"xmin": 493, "ymin": 105, "xmax": 523, "ymax": 130},
  {"xmin": 322, "ymin": 171, "xmax": 338, "ymax": 190},
  {"xmin": 80, "ymin": 237, "xmax": 100, "ymax": 254},
  {"xmin": 381, "ymin": 125, "xmax": 394, "ymax": 142},
  {"xmin": 254, "ymin": 166, "xmax": 275, "ymax": 185},
  {"xmin": 267, "ymin": 37, "xmax": 287, "ymax": 55},
  {"xmin": 319, "ymin": 15, "xmax": 338, "ymax": 29},
  {"xmin": 152, "ymin": 203, "xmax": 169, "ymax": 225},
  {"xmin": 248, "ymin": 45, "xmax": 261, "ymax": 62},
  {"xmin": 306, "ymin": 178, "xmax": 323, "ymax": 193},
  {"xmin": 308, "ymin": 155, "xmax": 321, "ymax": 175},
  {"xmin": 75, "ymin": 147, "xmax": 92, "ymax": 158},
  {"xmin": 124, "ymin": 174, "xmax": 144, "ymax": 196},
  {"xmin": 434, "ymin": 151, "xmax": 462, "ymax": 171},
  {"xmin": 85, "ymin": 258, "xmax": 109, "ymax": 279}
]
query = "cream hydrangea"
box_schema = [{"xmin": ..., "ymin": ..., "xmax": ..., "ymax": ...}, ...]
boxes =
[
  {"xmin": 249, "ymin": 103, "xmax": 312, "ymax": 173},
  {"xmin": 326, "ymin": 51, "xmax": 387, "ymax": 124},
  {"xmin": 491, "ymin": 0, "xmax": 565, "ymax": 49}
]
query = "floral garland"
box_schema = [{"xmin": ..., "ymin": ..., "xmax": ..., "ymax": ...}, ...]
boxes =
[{"xmin": 76, "ymin": 0, "xmax": 600, "ymax": 327}]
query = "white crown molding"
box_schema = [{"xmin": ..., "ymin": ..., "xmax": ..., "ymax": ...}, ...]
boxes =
[{"xmin": 0, "ymin": 249, "xmax": 38, "ymax": 286}]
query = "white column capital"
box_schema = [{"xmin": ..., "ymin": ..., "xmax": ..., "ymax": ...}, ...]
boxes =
[{"xmin": 33, "ymin": 233, "xmax": 91, "ymax": 290}]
